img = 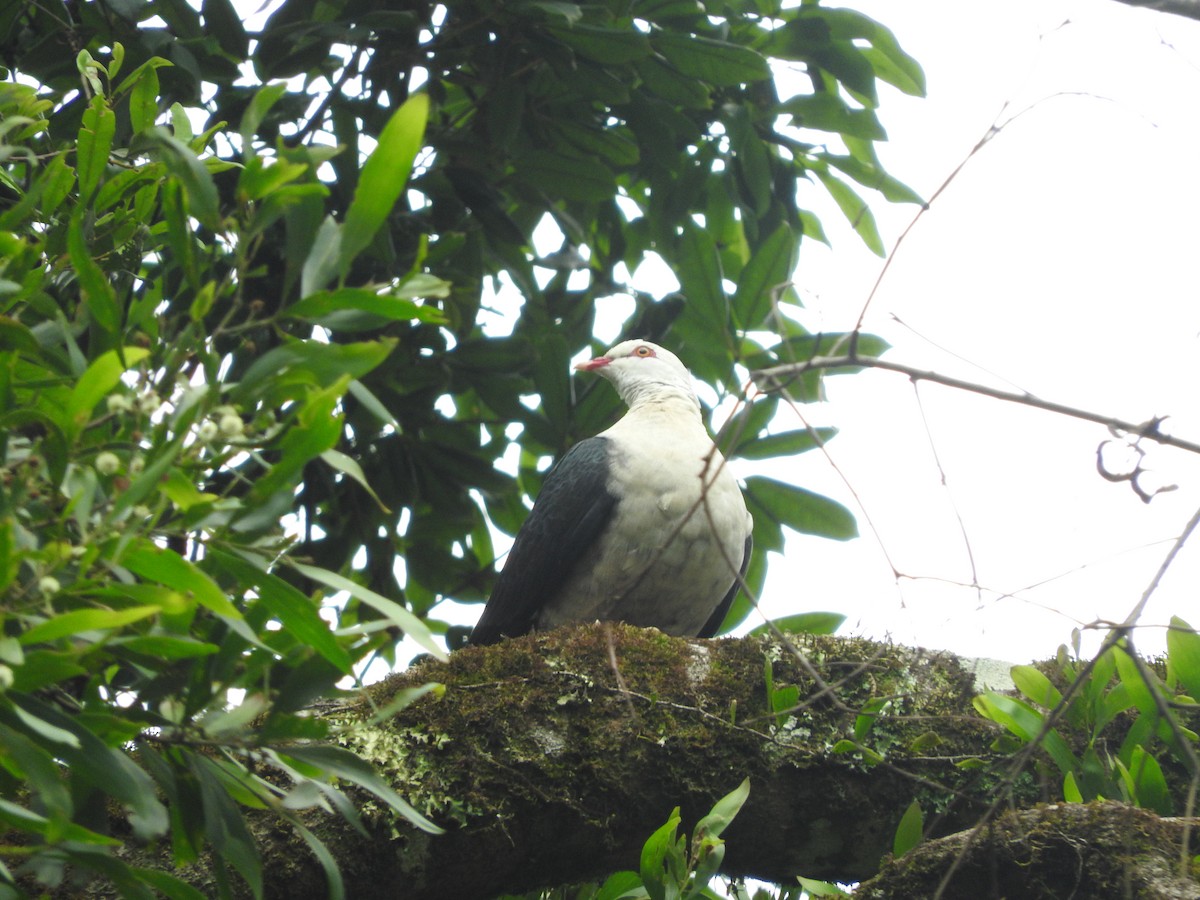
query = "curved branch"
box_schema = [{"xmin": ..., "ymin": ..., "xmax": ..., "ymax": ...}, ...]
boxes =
[
  {"xmin": 754, "ymin": 355, "xmax": 1200, "ymax": 456},
  {"xmin": 1111, "ymin": 0, "xmax": 1200, "ymax": 21}
]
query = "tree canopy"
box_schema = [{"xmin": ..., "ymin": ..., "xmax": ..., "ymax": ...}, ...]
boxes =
[{"xmin": 3, "ymin": 1, "xmax": 1198, "ymax": 898}]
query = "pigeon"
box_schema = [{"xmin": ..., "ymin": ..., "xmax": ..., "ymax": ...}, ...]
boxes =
[{"xmin": 470, "ymin": 339, "xmax": 752, "ymax": 644}]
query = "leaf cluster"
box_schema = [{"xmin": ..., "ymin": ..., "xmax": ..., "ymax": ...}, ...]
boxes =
[
  {"xmin": 975, "ymin": 616, "xmax": 1200, "ymax": 816},
  {"xmin": 0, "ymin": 0, "xmax": 925, "ymax": 895}
]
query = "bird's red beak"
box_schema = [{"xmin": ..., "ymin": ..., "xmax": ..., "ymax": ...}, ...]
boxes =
[{"xmin": 575, "ymin": 356, "xmax": 611, "ymax": 371}]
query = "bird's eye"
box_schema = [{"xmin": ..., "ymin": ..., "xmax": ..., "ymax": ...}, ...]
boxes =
[{"xmin": 634, "ymin": 345, "xmax": 655, "ymax": 358}]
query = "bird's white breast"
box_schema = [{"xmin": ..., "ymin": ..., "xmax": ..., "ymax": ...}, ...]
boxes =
[{"xmin": 536, "ymin": 401, "xmax": 752, "ymax": 635}]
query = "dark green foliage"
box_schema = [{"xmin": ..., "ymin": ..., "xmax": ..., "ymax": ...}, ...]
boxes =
[{"xmin": 0, "ymin": 0, "xmax": 925, "ymax": 894}]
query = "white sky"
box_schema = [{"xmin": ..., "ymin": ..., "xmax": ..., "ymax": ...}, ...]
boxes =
[{"xmin": 752, "ymin": 0, "xmax": 1200, "ymax": 662}]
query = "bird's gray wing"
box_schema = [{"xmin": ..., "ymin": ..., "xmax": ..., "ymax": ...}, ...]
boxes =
[
  {"xmin": 469, "ymin": 437, "xmax": 617, "ymax": 645},
  {"xmin": 697, "ymin": 534, "xmax": 753, "ymax": 639}
]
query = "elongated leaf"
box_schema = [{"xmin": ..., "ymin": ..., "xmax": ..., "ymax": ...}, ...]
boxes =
[
  {"xmin": 283, "ymin": 744, "xmax": 444, "ymax": 834},
  {"xmin": 892, "ymin": 800, "xmax": 924, "ymax": 857},
  {"xmin": 7, "ymin": 695, "xmax": 168, "ymax": 840},
  {"xmin": 77, "ymin": 95, "xmax": 115, "ymax": 200},
  {"xmin": 233, "ymin": 338, "xmax": 395, "ymax": 403},
  {"xmin": 0, "ymin": 798, "xmax": 120, "ymax": 845},
  {"xmin": 694, "ymin": 777, "xmax": 750, "ymax": 840},
  {"xmin": 239, "ymin": 82, "xmax": 288, "ymax": 148},
  {"xmin": 734, "ymin": 427, "xmax": 835, "ymax": 461},
  {"xmin": 67, "ymin": 212, "xmax": 120, "ymax": 334},
  {"xmin": 639, "ymin": 808, "xmax": 681, "ymax": 900},
  {"xmin": 545, "ymin": 24, "xmax": 651, "ymax": 64},
  {"xmin": 972, "ymin": 692, "xmax": 1078, "ymax": 775},
  {"xmin": 1011, "ymin": 664, "xmax": 1063, "ymax": 710},
  {"xmin": 814, "ymin": 168, "xmax": 884, "ymax": 255},
  {"xmin": 748, "ymin": 612, "xmax": 845, "ymax": 636},
  {"xmin": 730, "ymin": 224, "xmax": 798, "ymax": 330},
  {"xmin": 119, "ymin": 539, "xmax": 245, "ymax": 624},
  {"xmin": 340, "ymin": 93, "xmax": 429, "ymax": 275},
  {"xmin": 290, "ymin": 561, "xmax": 446, "ymax": 661},
  {"xmin": 744, "ymin": 475, "xmax": 857, "ymax": 540},
  {"xmin": 188, "ymin": 753, "xmax": 264, "ymax": 899},
  {"xmin": 19, "ymin": 605, "xmax": 161, "ymax": 645},
  {"xmin": 65, "ymin": 347, "xmax": 151, "ymax": 439},
  {"xmin": 676, "ymin": 222, "xmax": 726, "ymax": 330},
  {"xmin": 516, "ymin": 149, "xmax": 616, "ymax": 202},
  {"xmin": 285, "ymin": 287, "xmax": 444, "ymax": 327},
  {"xmin": 208, "ymin": 549, "xmax": 352, "ymax": 672},
  {"xmin": 246, "ymin": 380, "xmax": 345, "ymax": 503},
  {"xmin": 142, "ymin": 128, "xmax": 221, "ymax": 230},
  {"xmin": 652, "ymin": 33, "xmax": 769, "ymax": 84},
  {"xmin": 783, "ymin": 93, "xmax": 885, "ymax": 140},
  {"xmin": 129, "ymin": 65, "xmax": 161, "ymax": 132},
  {"xmin": 1166, "ymin": 616, "xmax": 1200, "ymax": 699}
]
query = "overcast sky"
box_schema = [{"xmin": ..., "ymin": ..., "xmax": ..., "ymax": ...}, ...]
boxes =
[{"xmin": 747, "ymin": 0, "xmax": 1200, "ymax": 662}]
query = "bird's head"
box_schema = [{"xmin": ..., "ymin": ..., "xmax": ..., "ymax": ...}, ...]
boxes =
[{"xmin": 576, "ymin": 340, "xmax": 699, "ymax": 413}]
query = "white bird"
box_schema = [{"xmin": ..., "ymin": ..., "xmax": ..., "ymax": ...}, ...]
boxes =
[{"xmin": 470, "ymin": 339, "xmax": 753, "ymax": 645}]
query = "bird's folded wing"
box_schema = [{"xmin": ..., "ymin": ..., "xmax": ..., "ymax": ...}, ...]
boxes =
[
  {"xmin": 470, "ymin": 437, "xmax": 617, "ymax": 644},
  {"xmin": 697, "ymin": 534, "xmax": 753, "ymax": 638}
]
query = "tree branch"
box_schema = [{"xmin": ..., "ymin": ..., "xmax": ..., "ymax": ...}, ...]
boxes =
[
  {"xmin": 754, "ymin": 355, "xmax": 1200, "ymax": 456},
  {"xmin": 1111, "ymin": 0, "xmax": 1200, "ymax": 22}
]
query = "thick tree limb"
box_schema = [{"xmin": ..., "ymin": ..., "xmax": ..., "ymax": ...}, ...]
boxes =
[
  {"xmin": 74, "ymin": 626, "xmax": 1197, "ymax": 898},
  {"xmin": 244, "ymin": 626, "xmax": 1016, "ymax": 898}
]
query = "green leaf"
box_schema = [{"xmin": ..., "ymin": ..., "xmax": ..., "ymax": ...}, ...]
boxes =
[
  {"xmin": 545, "ymin": 23, "xmax": 651, "ymax": 64},
  {"xmin": 7, "ymin": 694, "xmax": 168, "ymax": 840},
  {"xmin": 67, "ymin": 211, "xmax": 120, "ymax": 335},
  {"xmin": 814, "ymin": 168, "xmax": 884, "ymax": 256},
  {"xmin": 240, "ymin": 83, "xmax": 289, "ymax": 148},
  {"xmin": 594, "ymin": 870, "xmax": 645, "ymax": 900},
  {"xmin": 813, "ymin": 8, "xmax": 925, "ymax": 96},
  {"xmin": 748, "ymin": 612, "xmax": 845, "ymax": 636},
  {"xmin": 1124, "ymin": 744, "xmax": 1171, "ymax": 814},
  {"xmin": 320, "ymin": 449, "xmax": 391, "ymax": 514},
  {"xmin": 245, "ymin": 379, "xmax": 346, "ymax": 504},
  {"xmin": 744, "ymin": 476, "xmax": 857, "ymax": 540},
  {"xmin": 188, "ymin": 753, "xmax": 264, "ymax": 898},
  {"xmin": 340, "ymin": 93, "xmax": 429, "ymax": 275},
  {"xmin": 19, "ymin": 605, "xmax": 162, "ymax": 645},
  {"xmin": 1167, "ymin": 616, "xmax": 1200, "ymax": 699},
  {"xmin": 516, "ymin": 149, "xmax": 617, "ymax": 202},
  {"xmin": 77, "ymin": 95, "xmax": 115, "ymax": 200},
  {"xmin": 652, "ymin": 33, "xmax": 770, "ymax": 84},
  {"xmin": 65, "ymin": 347, "xmax": 151, "ymax": 440},
  {"xmin": 232, "ymin": 338, "xmax": 396, "ymax": 404},
  {"xmin": 972, "ymin": 692, "xmax": 1078, "ymax": 775},
  {"xmin": 730, "ymin": 224, "xmax": 798, "ymax": 330},
  {"xmin": 208, "ymin": 549, "xmax": 352, "ymax": 673},
  {"xmin": 285, "ymin": 286, "xmax": 445, "ymax": 329},
  {"xmin": 142, "ymin": 128, "xmax": 221, "ymax": 230},
  {"xmin": 119, "ymin": 539, "xmax": 246, "ymax": 626},
  {"xmin": 0, "ymin": 797, "xmax": 120, "ymax": 846},
  {"xmin": 639, "ymin": 808, "xmax": 682, "ymax": 900},
  {"xmin": 301, "ymin": 216, "xmax": 343, "ymax": 297},
  {"xmin": 734, "ymin": 427, "xmax": 835, "ymax": 461},
  {"xmin": 129, "ymin": 65, "xmax": 161, "ymax": 132},
  {"xmin": 282, "ymin": 744, "xmax": 444, "ymax": 834},
  {"xmin": 676, "ymin": 222, "xmax": 727, "ymax": 330},
  {"xmin": 1011, "ymin": 664, "xmax": 1063, "ymax": 710},
  {"xmin": 290, "ymin": 561, "xmax": 446, "ymax": 662},
  {"xmin": 892, "ymin": 800, "xmax": 924, "ymax": 857},
  {"xmin": 782, "ymin": 93, "xmax": 886, "ymax": 141},
  {"xmin": 694, "ymin": 778, "xmax": 750, "ymax": 841}
]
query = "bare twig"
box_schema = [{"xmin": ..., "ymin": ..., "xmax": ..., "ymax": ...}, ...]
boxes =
[{"xmin": 754, "ymin": 354, "xmax": 1200, "ymax": 457}]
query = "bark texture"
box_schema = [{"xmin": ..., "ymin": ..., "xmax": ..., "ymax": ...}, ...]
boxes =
[
  {"xmin": 73, "ymin": 625, "xmax": 1198, "ymax": 898},
  {"xmin": 252, "ymin": 625, "xmax": 1017, "ymax": 898}
]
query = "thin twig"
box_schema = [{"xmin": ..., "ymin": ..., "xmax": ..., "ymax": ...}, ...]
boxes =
[{"xmin": 754, "ymin": 355, "xmax": 1200, "ymax": 457}]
